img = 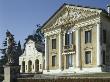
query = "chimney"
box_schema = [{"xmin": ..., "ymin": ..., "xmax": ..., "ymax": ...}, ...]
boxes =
[{"xmin": 107, "ymin": 4, "xmax": 110, "ymax": 16}]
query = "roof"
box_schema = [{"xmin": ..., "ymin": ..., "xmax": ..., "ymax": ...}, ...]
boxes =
[
  {"xmin": 41, "ymin": 3, "xmax": 108, "ymax": 30},
  {"xmin": 107, "ymin": 4, "xmax": 110, "ymax": 7},
  {"xmin": 25, "ymin": 35, "xmax": 35, "ymax": 43}
]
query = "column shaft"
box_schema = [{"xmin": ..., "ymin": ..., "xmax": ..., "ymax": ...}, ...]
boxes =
[
  {"xmin": 76, "ymin": 30, "xmax": 80, "ymax": 67},
  {"xmin": 97, "ymin": 23, "xmax": 101, "ymax": 66},
  {"xmin": 59, "ymin": 33, "xmax": 62, "ymax": 70},
  {"xmin": 45, "ymin": 36, "xmax": 49, "ymax": 70}
]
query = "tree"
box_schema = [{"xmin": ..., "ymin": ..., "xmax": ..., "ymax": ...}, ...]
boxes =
[
  {"xmin": 33, "ymin": 24, "xmax": 45, "ymax": 53},
  {"xmin": 33, "ymin": 24, "xmax": 44, "ymax": 43},
  {"xmin": 15, "ymin": 40, "xmax": 22, "ymax": 65},
  {"xmin": 0, "ymin": 30, "xmax": 21, "ymax": 78},
  {"xmin": 16, "ymin": 40, "xmax": 22, "ymax": 57}
]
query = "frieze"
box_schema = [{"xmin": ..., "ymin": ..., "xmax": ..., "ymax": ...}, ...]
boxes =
[
  {"xmin": 44, "ymin": 29, "xmax": 61, "ymax": 37},
  {"xmin": 81, "ymin": 24, "xmax": 95, "ymax": 31}
]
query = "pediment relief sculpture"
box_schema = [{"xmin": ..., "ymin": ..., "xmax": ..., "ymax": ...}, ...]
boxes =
[{"xmin": 47, "ymin": 7, "xmax": 100, "ymax": 30}]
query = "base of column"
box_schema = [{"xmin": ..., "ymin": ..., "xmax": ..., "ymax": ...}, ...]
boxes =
[
  {"xmin": 43, "ymin": 66, "xmax": 107, "ymax": 74},
  {"xmin": 43, "ymin": 69, "xmax": 62, "ymax": 74},
  {"xmin": 74, "ymin": 67, "xmax": 103, "ymax": 73}
]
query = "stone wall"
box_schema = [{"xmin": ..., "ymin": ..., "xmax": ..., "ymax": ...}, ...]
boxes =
[{"xmin": 16, "ymin": 78, "xmax": 110, "ymax": 82}]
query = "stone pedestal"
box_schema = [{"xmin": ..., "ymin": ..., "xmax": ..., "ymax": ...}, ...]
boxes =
[{"xmin": 3, "ymin": 65, "xmax": 20, "ymax": 82}]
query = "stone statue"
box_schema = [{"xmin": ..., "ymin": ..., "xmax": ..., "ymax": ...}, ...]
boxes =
[{"xmin": 6, "ymin": 31, "xmax": 16, "ymax": 65}]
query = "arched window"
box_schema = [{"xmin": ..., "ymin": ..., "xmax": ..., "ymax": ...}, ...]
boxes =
[
  {"xmin": 28, "ymin": 60, "xmax": 32, "ymax": 73},
  {"xmin": 35, "ymin": 59, "xmax": 39, "ymax": 72},
  {"xmin": 22, "ymin": 61, "xmax": 25, "ymax": 73}
]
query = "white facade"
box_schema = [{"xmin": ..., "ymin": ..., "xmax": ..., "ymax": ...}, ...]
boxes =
[
  {"xmin": 42, "ymin": 4, "xmax": 110, "ymax": 74},
  {"xmin": 19, "ymin": 39, "xmax": 44, "ymax": 73}
]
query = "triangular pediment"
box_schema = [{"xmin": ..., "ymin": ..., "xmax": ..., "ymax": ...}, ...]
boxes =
[{"xmin": 42, "ymin": 4, "xmax": 102, "ymax": 30}]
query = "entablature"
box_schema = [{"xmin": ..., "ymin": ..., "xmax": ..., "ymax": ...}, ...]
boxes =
[{"xmin": 44, "ymin": 28, "xmax": 61, "ymax": 37}]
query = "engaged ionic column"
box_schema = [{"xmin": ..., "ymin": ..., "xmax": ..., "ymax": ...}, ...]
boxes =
[
  {"xmin": 76, "ymin": 29, "xmax": 80, "ymax": 68},
  {"xmin": 59, "ymin": 33, "xmax": 62, "ymax": 70},
  {"xmin": 45, "ymin": 36, "xmax": 49, "ymax": 70},
  {"xmin": 97, "ymin": 23, "xmax": 101, "ymax": 66}
]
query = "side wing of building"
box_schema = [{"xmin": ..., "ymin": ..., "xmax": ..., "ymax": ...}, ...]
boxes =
[{"xmin": 19, "ymin": 39, "xmax": 44, "ymax": 73}]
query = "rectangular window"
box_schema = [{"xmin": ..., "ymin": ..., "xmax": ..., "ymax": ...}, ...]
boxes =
[
  {"xmin": 85, "ymin": 30, "xmax": 92, "ymax": 43},
  {"xmin": 65, "ymin": 32, "xmax": 73, "ymax": 45},
  {"xmin": 85, "ymin": 51, "xmax": 91, "ymax": 64},
  {"xmin": 52, "ymin": 55, "xmax": 56, "ymax": 66},
  {"xmin": 103, "ymin": 30, "xmax": 106, "ymax": 44},
  {"xmin": 52, "ymin": 39, "xmax": 56, "ymax": 49},
  {"xmin": 65, "ymin": 33, "xmax": 69, "ymax": 45},
  {"xmin": 66, "ymin": 54, "xmax": 73, "ymax": 68}
]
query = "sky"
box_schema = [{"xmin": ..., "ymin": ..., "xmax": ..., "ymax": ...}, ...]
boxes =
[{"xmin": 0, "ymin": 0, "xmax": 110, "ymax": 57}]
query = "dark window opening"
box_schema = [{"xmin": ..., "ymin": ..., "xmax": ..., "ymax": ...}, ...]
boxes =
[
  {"xmin": 65, "ymin": 32, "xmax": 73, "ymax": 45},
  {"xmin": 52, "ymin": 39, "xmax": 56, "ymax": 49},
  {"xmin": 102, "ymin": 50, "xmax": 106, "ymax": 65},
  {"xmin": 85, "ymin": 30, "xmax": 92, "ymax": 43},
  {"xmin": 52, "ymin": 55, "xmax": 56, "ymax": 66},
  {"xmin": 85, "ymin": 51, "xmax": 91, "ymax": 64},
  {"xmin": 66, "ymin": 54, "xmax": 73, "ymax": 68},
  {"xmin": 103, "ymin": 30, "xmax": 106, "ymax": 44}
]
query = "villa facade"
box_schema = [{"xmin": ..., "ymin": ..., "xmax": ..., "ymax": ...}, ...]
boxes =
[
  {"xmin": 42, "ymin": 4, "xmax": 110, "ymax": 74},
  {"xmin": 19, "ymin": 36, "xmax": 44, "ymax": 73}
]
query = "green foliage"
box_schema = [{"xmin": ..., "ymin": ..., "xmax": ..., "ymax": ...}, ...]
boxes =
[
  {"xmin": 33, "ymin": 25, "xmax": 44, "ymax": 43},
  {"xmin": 33, "ymin": 25, "xmax": 44, "ymax": 52},
  {"xmin": 0, "ymin": 31, "xmax": 22, "ymax": 75},
  {"xmin": 16, "ymin": 40, "xmax": 22, "ymax": 56}
]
